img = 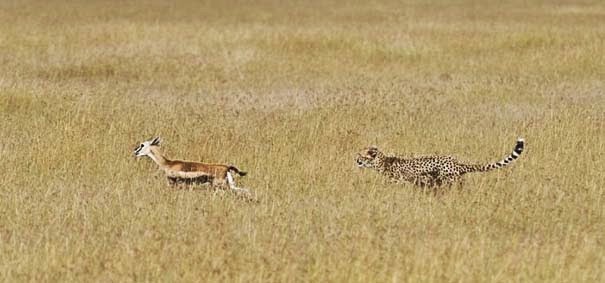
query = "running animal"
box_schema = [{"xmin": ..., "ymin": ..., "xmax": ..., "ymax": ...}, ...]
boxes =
[
  {"xmin": 134, "ymin": 137, "xmax": 249, "ymax": 194},
  {"xmin": 355, "ymin": 138, "xmax": 524, "ymax": 187}
]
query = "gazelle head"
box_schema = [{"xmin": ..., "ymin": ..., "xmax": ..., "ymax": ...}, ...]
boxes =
[{"xmin": 134, "ymin": 137, "xmax": 161, "ymax": 157}]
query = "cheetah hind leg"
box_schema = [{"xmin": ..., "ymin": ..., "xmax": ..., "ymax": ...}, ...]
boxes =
[
  {"xmin": 426, "ymin": 175, "xmax": 458, "ymax": 196},
  {"xmin": 435, "ymin": 171, "xmax": 462, "ymax": 187},
  {"xmin": 453, "ymin": 177, "xmax": 466, "ymax": 191},
  {"xmin": 439, "ymin": 175, "xmax": 466, "ymax": 193},
  {"xmin": 414, "ymin": 176, "xmax": 440, "ymax": 194}
]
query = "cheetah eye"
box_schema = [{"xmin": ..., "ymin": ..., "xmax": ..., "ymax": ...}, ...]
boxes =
[{"xmin": 141, "ymin": 144, "xmax": 144, "ymax": 147}]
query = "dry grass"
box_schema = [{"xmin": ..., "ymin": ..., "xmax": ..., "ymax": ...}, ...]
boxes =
[{"xmin": 1, "ymin": 0, "xmax": 604, "ymax": 282}]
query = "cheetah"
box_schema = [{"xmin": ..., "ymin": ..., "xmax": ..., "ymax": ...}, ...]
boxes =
[{"xmin": 355, "ymin": 138, "xmax": 524, "ymax": 187}]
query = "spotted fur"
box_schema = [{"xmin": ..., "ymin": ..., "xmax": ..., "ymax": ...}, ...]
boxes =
[{"xmin": 355, "ymin": 138, "xmax": 525, "ymax": 187}]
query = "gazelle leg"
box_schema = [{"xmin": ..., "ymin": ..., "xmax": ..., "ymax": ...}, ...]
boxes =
[
  {"xmin": 226, "ymin": 172, "xmax": 251, "ymax": 196},
  {"xmin": 167, "ymin": 177, "xmax": 181, "ymax": 189},
  {"xmin": 226, "ymin": 172, "xmax": 237, "ymax": 191}
]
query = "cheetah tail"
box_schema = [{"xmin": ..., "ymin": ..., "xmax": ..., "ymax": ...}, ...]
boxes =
[
  {"xmin": 228, "ymin": 166, "xmax": 247, "ymax": 177},
  {"xmin": 463, "ymin": 138, "xmax": 525, "ymax": 173}
]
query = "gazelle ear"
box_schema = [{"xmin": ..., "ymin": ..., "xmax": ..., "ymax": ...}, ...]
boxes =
[{"xmin": 151, "ymin": 137, "xmax": 161, "ymax": 146}]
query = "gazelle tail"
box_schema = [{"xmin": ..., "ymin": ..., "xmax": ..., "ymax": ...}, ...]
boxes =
[{"xmin": 228, "ymin": 166, "xmax": 247, "ymax": 177}]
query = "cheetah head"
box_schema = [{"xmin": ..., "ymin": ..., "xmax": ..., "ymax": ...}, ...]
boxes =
[{"xmin": 356, "ymin": 146, "xmax": 383, "ymax": 168}]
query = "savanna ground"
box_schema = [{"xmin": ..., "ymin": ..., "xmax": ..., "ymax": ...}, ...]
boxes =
[{"xmin": 1, "ymin": 0, "xmax": 604, "ymax": 282}]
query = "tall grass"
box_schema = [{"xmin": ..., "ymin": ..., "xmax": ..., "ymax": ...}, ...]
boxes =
[{"xmin": 1, "ymin": 0, "xmax": 604, "ymax": 282}]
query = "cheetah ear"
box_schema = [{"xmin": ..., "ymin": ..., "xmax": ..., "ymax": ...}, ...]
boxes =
[
  {"xmin": 151, "ymin": 137, "xmax": 161, "ymax": 146},
  {"xmin": 368, "ymin": 146, "xmax": 379, "ymax": 157}
]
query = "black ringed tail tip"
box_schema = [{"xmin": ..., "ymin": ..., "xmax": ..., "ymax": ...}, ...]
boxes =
[{"xmin": 514, "ymin": 138, "xmax": 525, "ymax": 154}]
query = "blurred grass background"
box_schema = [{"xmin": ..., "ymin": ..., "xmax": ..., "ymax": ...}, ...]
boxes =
[{"xmin": 0, "ymin": 0, "xmax": 604, "ymax": 282}]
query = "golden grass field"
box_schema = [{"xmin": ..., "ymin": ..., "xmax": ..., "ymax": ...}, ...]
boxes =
[{"xmin": 1, "ymin": 0, "xmax": 604, "ymax": 282}]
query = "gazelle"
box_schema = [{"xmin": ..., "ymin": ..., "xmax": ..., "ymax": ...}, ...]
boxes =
[{"xmin": 133, "ymin": 137, "xmax": 249, "ymax": 194}]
